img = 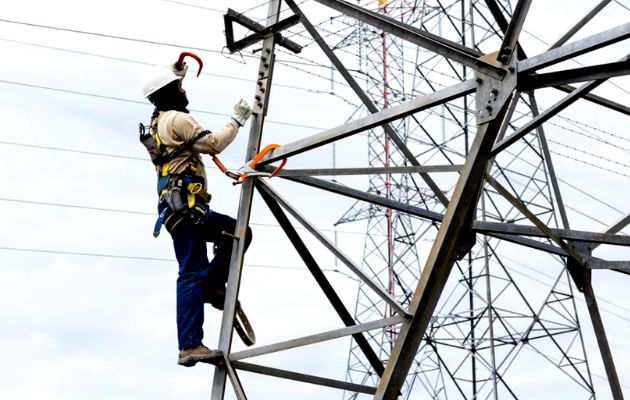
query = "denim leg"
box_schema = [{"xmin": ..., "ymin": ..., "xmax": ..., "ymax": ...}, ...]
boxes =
[
  {"xmin": 170, "ymin": 219, "xmax": 209, "ymax": 350},
  {"xmin": 203, "ymin": 210, "xmax": 253, "ymax": 288}
]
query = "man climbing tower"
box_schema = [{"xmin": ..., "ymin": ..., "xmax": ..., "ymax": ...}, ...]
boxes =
[{"xmin": 140, "ymin": 53, "xmax": 253, "ymax": 367}]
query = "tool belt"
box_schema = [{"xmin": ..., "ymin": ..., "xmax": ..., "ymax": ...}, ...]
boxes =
[{"xmin": 153, "ymin": 173, "xmax": 211, "ymax": 237}]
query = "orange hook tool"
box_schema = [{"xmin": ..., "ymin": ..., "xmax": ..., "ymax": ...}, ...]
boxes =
[{"xmin": 176, "ymin": 51, "xmax": 203, "ymax": 77}]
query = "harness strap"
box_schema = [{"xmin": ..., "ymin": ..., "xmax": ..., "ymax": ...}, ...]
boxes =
[
  {"xmin": 153, "ymin": 207, "xmax": 169, "ymax": 237},
  {"xmin": 160, "ymin": 130, "xmax": 209, "ymax": 166}
]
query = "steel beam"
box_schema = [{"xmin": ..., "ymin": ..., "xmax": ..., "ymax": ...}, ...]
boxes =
[
  {"xmin": 483, "ymin": 0, "xmax": 527, "ymax": 61},
  {"xmin": 528, "ymin": 92, "xmax": 571, "ymax": 229},
  {"xmin": 548, "ymin": 0, "xmax": 614, "ymax": 50},
  {"xmin": 487, "ymin": 232, "xmax": 568, "ymax": 256},
  {"xmin": 224, "ymin": 8, "xmax": 302, "ymax": 53},
  {"xmin": 230, "ymin": 315, "xmax": 404, "ymax": 361},
  {"xmin": 374, "ymin": 93, "xmax": 514, "ymax": 400},
  {"xmin": 543, "ymin": 0, "xmax": 630, "ymax": 115},
  {"xmin": 484, "ymin": 0, "xmax": 629, "ymax": 115},
  {"xmin": 497, "ymin": 53, "xmax": 630, "ymax": 156},
  {"xmin": 520, "ymin": 60, "xmax": 630, "ymax": 90},
  {"xmin": 588, "ymin": 261, "xmax": 630, "ymax": 270},
  {"xmin": 284, "ymin": 0, "xmax": 450, "ymax": 205},
  {"xmin": 556, "ymin": 84, "xmax": 630, "ymax": 116},
  {"xmin": 258, "ymin": 79, "xmax": 476, "ymax": 164},
  {"xmin": 472, "ymin": 221, "xmax": 630, "ymax": 246},
  {"xmin": 211, "ymin": 2, "xmax": 282, "ymax": 398},
  {"xmin": 231, "ymin": 361, "xmax": 377, "ymax": 395},
  {"xmin": 491, "ymin": 78, "xmax": 606, "ymax": 157},
  {"xmin": 496, "ymin": 0, "xmax": 532, "ymax": 64},
  {"xmin": 274, "ymin": 165, "xmax": 462, "ymax": 177},
  {"xmin": 257, "ymin": 179, "xmax": 408, "ymax": 316},
  {"xmin": 224, "ymin": 360, "xmax": 248, "ymax": 400},
  {"xmin": 282, "ymin": 175, "xmax": 444, "ymax": 222},
  {"xmin": 583, "ymin": 282, "xmax": 625, "ymax": 399},
  {"xmin": 519, "ymin": 22, "xmax": 630, "ymax": 73},
  {"xmin": 591, "ymin": 213, "xmax": 630, "ymax": 251},
  {"xmin": 310, "ymin": 0, "xmax": 506, "ymax": 79},
  {"xmin": 255, "ymin": 181, "xmax": 390, "ymax": 376},
  {"xmin": 485, "ymin": 175, "xmax": 590, "ymax": 266}
]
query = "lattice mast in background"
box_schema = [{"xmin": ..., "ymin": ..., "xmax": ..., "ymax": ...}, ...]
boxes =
[
  {"xmin": 338, "ymin": 1, "xmax": 595, "ymax": 398},
  {"xmin": 211, "ymin": 0, "xmax": 629, "ymax": 398},
  {"xmin": 336, "ymin": 1, "xmax": 446, "ymax": 397}
]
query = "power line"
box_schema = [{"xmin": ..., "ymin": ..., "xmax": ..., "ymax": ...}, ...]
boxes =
[
  {"xmin": 0, "ymin": 245, "xmax": 305, "ymax": 271},
  {"xmin": 0, "ymin": 79, "xmax": 326, "ymax": 131},
  {"xmin": 500, "ymin": 253, "xmax": 630, "ymax": 324},
  {"xmin": 0, "ymin": 17, "xmax": 335, "ymax": 70},
  {"xmin": 547, "ymin": 138, "xmax": 630, "ymax": 170},
  {"xmin": 157, "ymin": 0, "xmax": 225, "ymax": 13},
  {"xmin": 550, "ymin": 149, "xmax": 630, "ymax": 179},
  {"xmin": 0, "ymin": 17, "xmax": 487, "ymax": 113},
  {"xmin": 0, "ymin": 37, "xmax": 331, "ymax": 95},
  {"xmin": 5, "ymin": 236, "xmax": 629, "ymax": 321},
  {"xmin": 0, "ymin": 13, "xmax": 469, "ymax": 93},
  {"xmin": 616, "ymin": 0, "xmax": 630, "ymax": 12},
  {"xmin": 0, "ymin": 196, "xmax": 371, "ymax": 238},
  {"xmin": 6, "ymin": 13, "xmax": 625, "ymax": 172},
  {"xmin": 0, "ymin": 140, "xmax": 147, "ymax": 161},
  {"xmin": 3, "ymin": 131, "xmax": 626, "ymax": 234},
  {"xmin": 0, "ymin": 17, "xmax": 230, "ymax": 55},
  {"xmin": 0, "ymin": 244, "xmax": 359, "ymax": 280},
  {"xmin": 3, "ymin": 7, "xmax": 627, "ymax": 229}
]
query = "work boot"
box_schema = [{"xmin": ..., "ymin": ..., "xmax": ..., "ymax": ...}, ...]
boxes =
[
  {"xmin": 178, "ymin": 345, "xmax": 222, "ymax": 367},
  {"xmin": 206, "ymin": 286, "xmax": 226, "ymax": 310}
]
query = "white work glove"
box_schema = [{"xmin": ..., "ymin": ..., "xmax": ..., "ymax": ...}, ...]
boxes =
[
  {"xmin": 231, "ymin": 98, "xmax": 253, "ymax": 127},
  {"xmin": 171, "ymin": 62, "xmax": 188, "ymax": 79}
]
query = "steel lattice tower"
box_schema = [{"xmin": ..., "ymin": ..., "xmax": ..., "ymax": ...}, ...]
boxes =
[
  {"xmin": 335, "ymin": 1, "xmax": 446, "ymax": 397},
  {"xmin": 208, "ymin": 1, "xmax": 630, "ymax": 398},
  {"xmin": 337, "ymin": 1, "xmax": 595, "ymax": 398}
]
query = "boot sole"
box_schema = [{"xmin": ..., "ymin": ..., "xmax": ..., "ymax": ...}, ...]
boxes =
[{"xmin": 178, "ymin": 350, "xmax": 223, "ymax": 367}]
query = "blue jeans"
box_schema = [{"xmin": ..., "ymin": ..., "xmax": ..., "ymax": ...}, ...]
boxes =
[{"xmin": 168, "ymin": 208, "xmax": 252, "ymax": 350}]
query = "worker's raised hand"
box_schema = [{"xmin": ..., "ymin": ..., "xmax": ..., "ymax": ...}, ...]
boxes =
[
  {"xmin": 171, "ymin": 61, "xmax": 188, "ymax": 79},
  {"xmin": 232, "ymin": 98, "xmax": 253, "ymax": 127}
]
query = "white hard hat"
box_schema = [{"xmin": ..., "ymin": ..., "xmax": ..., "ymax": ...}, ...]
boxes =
[{"xmin": 141, "ymin": 68, "xmax": 181, "ymax": 98}]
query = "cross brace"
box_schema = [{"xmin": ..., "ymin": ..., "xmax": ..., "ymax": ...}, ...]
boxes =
[{"xmin": 224, "ymin": 8, "xmax": 302, "ymax": 54}]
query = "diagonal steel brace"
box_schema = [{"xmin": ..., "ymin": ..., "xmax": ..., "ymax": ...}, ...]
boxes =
[{"xmin": 224, "ymin": 8, "xmax": 302, "ymax": 54}]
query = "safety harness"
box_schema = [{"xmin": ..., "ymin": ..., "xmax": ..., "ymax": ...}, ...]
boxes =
[
  {"xmin": 140, "ymin": 116, "xmax": 288, "ymax": 237},
  {"xmin": 139, "ymin": 118, "xmax": 212, "ymax": 237}
]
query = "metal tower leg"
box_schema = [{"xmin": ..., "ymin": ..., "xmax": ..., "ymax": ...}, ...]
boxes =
[{"xmin": 210, "ymin": 1, "xmax": 282, "ymax": 398}]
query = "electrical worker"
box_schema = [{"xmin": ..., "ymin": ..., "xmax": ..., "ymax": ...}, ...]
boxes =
[{"xmin": 140, "ymin": 55, "xmax": 253, "ymax": 367}]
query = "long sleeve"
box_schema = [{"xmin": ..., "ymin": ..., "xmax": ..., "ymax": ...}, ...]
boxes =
[
  {"xmin": 156, "ymin": 111, "xmax": 240, "ymax": 188},
  {"xmin": 192, "ymin": 119, "xmax": 239, "ymax": 155}
]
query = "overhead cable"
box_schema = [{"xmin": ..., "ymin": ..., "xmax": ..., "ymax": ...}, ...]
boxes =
[
  {"xmin": 0, "ymin": 196, "xmax": 373, "ymax": 238},
  {"xmin": 0, "ymin": 79, "xmax": 325, "ymax": 131}
]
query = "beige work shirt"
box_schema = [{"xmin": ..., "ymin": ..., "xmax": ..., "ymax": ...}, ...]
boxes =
[{"xmin": 156, "ymin": 110, "xmax": 239, "ymax": 189}]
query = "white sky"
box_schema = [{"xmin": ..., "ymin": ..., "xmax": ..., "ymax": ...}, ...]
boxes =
[{"xmin": 0, "ymin": 0, "xmax": 629, "ymax": 399}]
